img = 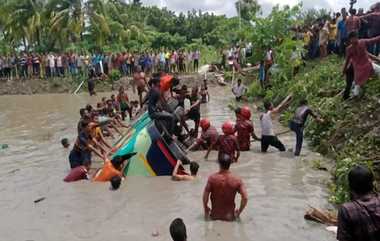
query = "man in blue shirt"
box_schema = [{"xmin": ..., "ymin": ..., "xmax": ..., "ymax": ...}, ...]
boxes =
[{"xmin": 338, "ymin": 13, "xmax": 348, "ymax": 55}]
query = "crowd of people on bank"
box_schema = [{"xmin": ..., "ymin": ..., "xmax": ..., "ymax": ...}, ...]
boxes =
[
  {"xmin": 298, "ymin": 4, "xmax": 380, "ymax": 99},
  {"xmin": 0, "ymin": 49, "xmax": 201, "ymax": 80}
]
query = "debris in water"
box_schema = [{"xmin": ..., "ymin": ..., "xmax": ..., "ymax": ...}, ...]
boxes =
[
  {"xmin": 304, "ymin": 206, "xmax": 337, "ymax": 226},
  {"xmin": 151, "ymin": 230, "xmax": 159, "ymax": 237},
  {"xmin": 34, "ymin": 197, "xmax": 46, "ymax": 204},
  {"xmin": 8, "ymin": 169, "xmax": 20, "ymax": 174},
  {"xmin": 317, "ymin": 166, "xmax": 328, "ymax": 171},
  {"xmin": 326, "ymin": 226, "xmax": 338, "ymax": 234},
  {"xmin": 1, "ymin": 144, "xmax": 9, "ymax": 149}
]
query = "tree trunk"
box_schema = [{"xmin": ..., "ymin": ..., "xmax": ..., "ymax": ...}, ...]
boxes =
[
  {"xmin": 23, "ymin": 37, "xmax": 28, "ymax": 51},
  {"xmin": 36, "ymin": 27, "xmax": 41, "ymax": 48}
]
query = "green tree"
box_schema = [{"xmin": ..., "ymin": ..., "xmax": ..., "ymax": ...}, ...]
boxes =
[
  {"xmin": 1, "ymin": 0, "xmax": 45, "ymax": 50},
  {"xmin": 235, "ymin": 0, "xmax": 260, "ymax": 21},
  {"xmin": 46, "ymin": 0, "xmax": 84, "ymax": 49}
]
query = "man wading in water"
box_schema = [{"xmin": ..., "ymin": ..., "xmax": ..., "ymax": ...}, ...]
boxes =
[
  {"xmin": 147, "ymin": 76, "xmax": 176, "ymax": 137},
  {"xmin": 203, "ymin": 154, "xmax": 248, "ymax": 221},
  {"xmin": 133, "ymin": 66, "xmax": 147, "ymax": 108},
  {"xmin": 260, "ymin": 95, "xmax": 292, "ymax": 153},
  {"xmin": 289, "ymin": 99, "xmax": 323, "ymax": 156},
  {"xmin": 87, "ymin": 69, "xmax": 97, "ymax": 96}
]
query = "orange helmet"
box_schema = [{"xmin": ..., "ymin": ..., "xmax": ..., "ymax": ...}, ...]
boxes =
[
  {"xmin": 200, "ymin": 118, "xmax": 211, "ymax": 130},
  {"xmin": 222, "ymin": 121, "xmax": 235, "ymax": 135},
  {"xmin": 240, "ymin": 106, "xmax": 252, "ymax": 120}
]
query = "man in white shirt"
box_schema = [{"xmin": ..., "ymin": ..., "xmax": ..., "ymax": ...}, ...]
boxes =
[
  {"xmin": 232, "ymin": 79, "xmax": 247, "ymax": 102},
  {"xmin": 260, "ymin": 95, "xmax": 292, "ymax": 153},
  {"xmin": 48, "ymin": 53, "xmax": 55, "ymax": 77}
]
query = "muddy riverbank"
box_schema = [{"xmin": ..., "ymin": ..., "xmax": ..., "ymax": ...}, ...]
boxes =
[
  {"xmin": 0, "ymin": 73, "xmax": 206, "ymax": 95},
  {"xmin": 0, "ymin": 86, "xmax": 335, "ymax": 241}
]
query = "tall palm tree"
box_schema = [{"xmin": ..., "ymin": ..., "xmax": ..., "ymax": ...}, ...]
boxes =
[
  {"xmin": 1, "ymin": 0, "xmax": 44, "ymax": 50},
  {"xmin": 86, "ymin": 0, "xmax": 146, "ymax": 49},
  {"xmin": 47, "ymin": 0, "xmax": 85, "ymax": 47}
]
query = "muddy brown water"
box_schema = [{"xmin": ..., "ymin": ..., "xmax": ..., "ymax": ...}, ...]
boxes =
[{"xmin": 0, "ymin": 86, "xmax": 335, "ymax": 241}]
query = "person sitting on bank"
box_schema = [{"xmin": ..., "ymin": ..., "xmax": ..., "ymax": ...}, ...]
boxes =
[
  {"xmin": 64, "ymin": 159, "xmax": 91, "ymax": 182},
  {"xmin": 337, "ymin": 165, "xmax": 380, "ymax": 241},
  {"xmin": 203, "ymin": 154, "xmax": 248, "ymax": 221},
  {"xmin": 187, "ymin": 118, "xmax": 219, "ymax": 151},
  {"xmin": 93, "ymin": 153, "xmax": 136, "ymax": 182},
  {"xmin": 172, "ymin": 160, "xmax": 199, "ymax": 181},
  {"xmin": 232, "ymin": 79, "xmax": 247, "ymax": 102},
  {"xmin": 260, "ymin": 95, "xmax": 292, "ymax": 153},
  {"xmin": 205, "ymin": 121, "xmax": 240, "ymax": 162},
  {"xmin": 289, "ymin": 99, "xmax": 323, "ymax": 156},
  {"xmin": 170, "ymin": 218, "xmax": 187, "ymax": 241}
]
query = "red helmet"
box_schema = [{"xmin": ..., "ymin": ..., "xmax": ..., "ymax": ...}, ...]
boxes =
[
  {"xmin": 222, "ymin": 121, "xmax": 235, "ymax": 135},
  {"xmin": 240, "ymin": 106, "xmax": 252, "ymax": 120},
  {"xmin": 200, "ymin": 118, "xmax": 211, "ymax": 130}
]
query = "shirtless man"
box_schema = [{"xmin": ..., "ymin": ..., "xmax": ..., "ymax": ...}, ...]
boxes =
[
  {"xmin": 203, "ymin": 154, "xmax": 248, "ymax": 221},
  {"xmin": 133, "ymin": 66, "xmax": 147, "ymax": 107}
]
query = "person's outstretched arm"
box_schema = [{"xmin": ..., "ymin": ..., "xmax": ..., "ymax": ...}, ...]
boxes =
[
  {"xmin": 309, "ymin": 109, "xmax": 324, "ymax": 123},
  {"xmin": 171, "ymin": 160, "xmax": 183, "ymax": 181},
  {"xmin": 87, "ymin": 143, "xmax": 104, "ymax": 160},
  {"xmin": 364, "ymin": 35, "xmax": 380, "ymax": 47},
  {"xmin": 251, "ymin": 126, "xmax": 261, "ymax": 141},
  {"xmin": 204, "ymin": 142, "xmax": 215, "ymax": 160}
]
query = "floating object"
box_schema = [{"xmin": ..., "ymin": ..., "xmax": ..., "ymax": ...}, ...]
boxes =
[
  {"xmin": 113, "ymin": 112, "xmax": 189, "ymax": 176},
  {"xmin": 151, "ymin": 230, "xmax": 159, "ymax": 237},
  {"xmin": 304, "ymin": 206, "xmax": 337, "ymax": 226},
  {"xmin": 7, "ymin": 169, "xmax": 20, "ymax": 174},
  {"xmin": 217, "ymin": 76, "xmax": 227, "ymax": 86},
  {"xmin": 34, "ymin": 197, "xmax": 46, "ymax": 204},
  {"xmin": 73, "ymin": 80, "xmax": 85, "ymax": 94},
  {"xmin": 326, "ymin": 226, "xmax": 338, "ymax": 234},
  {"xmin": 198, "ymin": 65, "xmax": 210, "ymax": 74}
]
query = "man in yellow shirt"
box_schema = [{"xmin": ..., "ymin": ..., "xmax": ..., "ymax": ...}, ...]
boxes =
[{"xmin": 328, "ymin": 19, "xmax": 338, "ymax": 54}]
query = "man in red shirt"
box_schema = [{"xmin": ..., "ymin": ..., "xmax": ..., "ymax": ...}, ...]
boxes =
[
  {"xmin": 337, "ymin": 165, "xmax": 380, "ymax": 241},
  {"xmin": 235, "ymin": 106, "xmax": 260, "ymax": 151},
  {"xmin": 205, "ymin": 121, "xmax": 240, "ymax": 162},
  {"xmin": 343, "ymin": 31, "xmax": 380, "ymax": 97},
  {"xmin": 64, "ymin": 159, "xmax": 91, "ymax": 182},
  {"xmin": 203, "ymin": 154, "xmax": 248, "ymax": 221},
  {"xmin": 188, "ymin": 118, "xmax": 219, "ymax": 151}
]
